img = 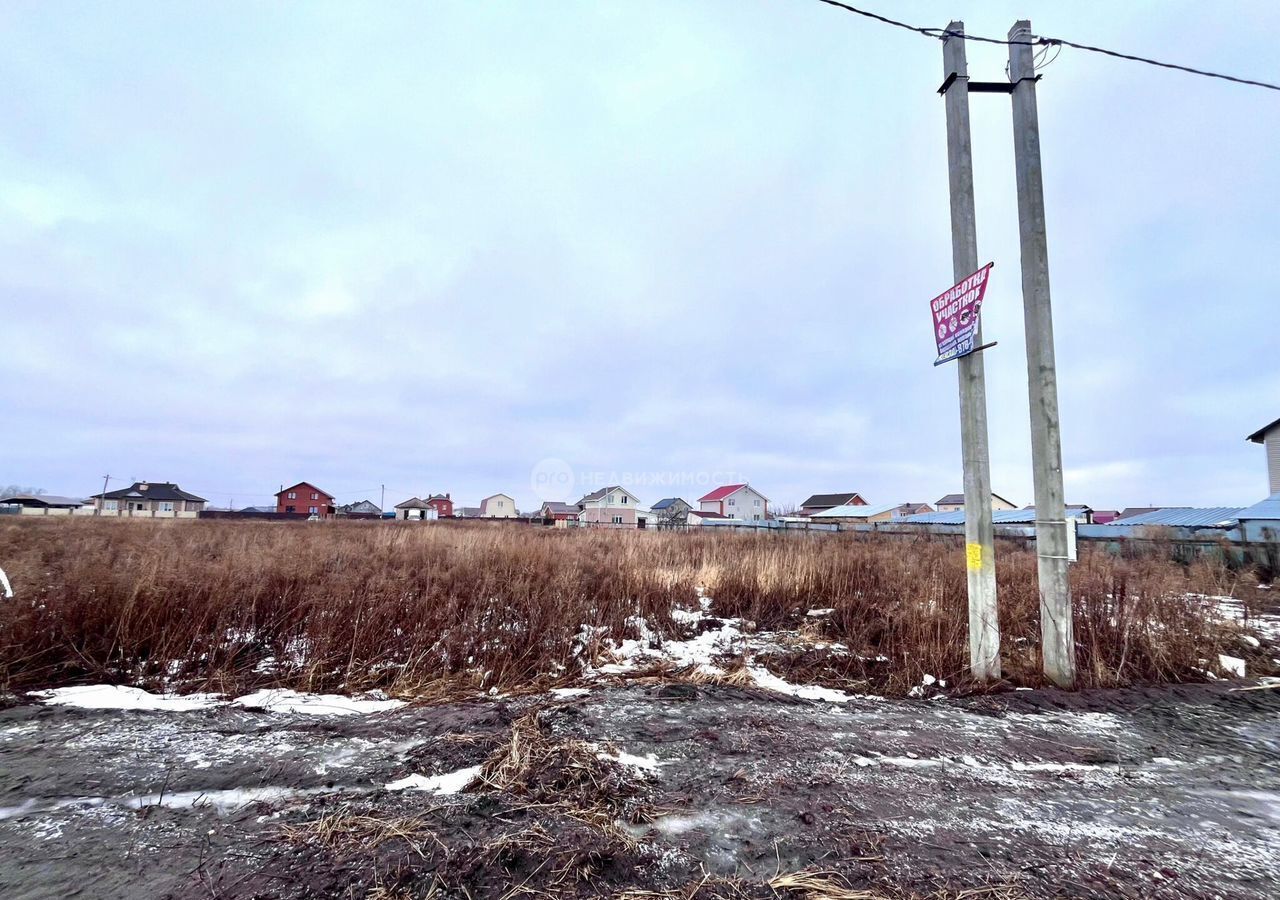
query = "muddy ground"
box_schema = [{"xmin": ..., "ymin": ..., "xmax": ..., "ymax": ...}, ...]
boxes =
[{"xmin": 1, "ymin": 681, "xmax": 1278, "ymax": 899}]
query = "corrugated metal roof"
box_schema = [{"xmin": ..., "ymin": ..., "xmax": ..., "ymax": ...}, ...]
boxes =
[
  {"xmin": 1236, "ymin": 493, "xmax": 1280, "ymax": 521},
  {"xmin": 812, "ymin": 502, "xmax": 901, "ymax": 519},
  {"xmin": 902, "ymin": 506, "xmax": 1093, "ymax": 526},
  {"xmin": 900, "ymin": 510, "xmax": 966, "ymax": 525},
  {"xmin": 1102, "ymin": 507, "xmax": 1243, "ymax": 528}
]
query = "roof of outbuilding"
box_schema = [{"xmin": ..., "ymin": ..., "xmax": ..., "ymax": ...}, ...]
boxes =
[
  {"xmin": 395, "ymin": 498, "xmax": 429, "ymax": 509},
  {"xmin": 1103, "ymin": 507, "xmax": 1244, "ymax": 528},
  {"xmin": 1236, "ymin": 493, "xmax": 1280, "ymax": 521},
  {"xmin": 1247, "ymin": 417, "xmax": 1280, "ymax": 443},
  {"xmin": 699, "ymin": 484, "xmax": 749, "ymax": 502},
  {"xmin": 94, "ymin": 482, "xmax": 206, "ymax": 502},
  {"xmin": 800, "ymin": 492, "xmax": 865, "ymax": 508},
  {"xmin": 812, "ymin": 502, "xmax": 900, "ymax": 519},
  {"xmin": 0, "ymin": 494, "xmax": 85, "ymax": 508},
  {"xmin": 690, "ymin": 510, "xmax": 730, "ymax": 519}
]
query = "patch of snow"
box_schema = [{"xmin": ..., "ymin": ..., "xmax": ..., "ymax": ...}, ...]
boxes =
[
  {"xmin": 232, "ymin": 689, "xmax": 406, "ymax": 716},
  {"xmin": 550, "ymin": 687, "xmax": 590, "ymax": 699},
  {"xmin": 598, "ymin": 747, "xmax": 663, "ymax": 771},
  {"xmin": 806, "ymin": 608, "xmax": 834, "ymax": 618},
  {"xmin": 1218, "ymin": 655, "xmax": 1246, "ymax": 678},
  {"xmin": 746, "ymin": 665, "xmax": 854, "ymax": 703},
  {"xmin": 386, "ymin": 765, "xmax": 481, "ymax": 794},
  {"xmin": 31, "ymin": 685, "xmax": 222, "ymax": 712}
]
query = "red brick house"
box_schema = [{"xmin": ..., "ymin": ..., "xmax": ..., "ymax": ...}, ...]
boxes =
[
  {"xmin": 276, "ymin": 482, "xmax": 335, "ymax": 518},
  {"xmin": 426, "ymin": 493, "xmax": 453, "ymax": 518}
]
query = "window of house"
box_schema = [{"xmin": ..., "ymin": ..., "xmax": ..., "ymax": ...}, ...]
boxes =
[
  {"xmin": 311, "ymin": 493, "xmax": 318, "ymax": 500},
  {"xmin": 620, "ymin": 495, "xmax": 628, "ymax": 504},
  {"xmin": 288, "ymin": 491, "xmax": 296, "ymax": 499},
  {"xmin": 159, "ymin": 502, "xmax": 174, "ymax": 512},
  {"xmin": 286, "ymin": 505, "xmax": 295, "ymax": 513},
  {"xmin": 728, "ymin": 498, "xmax": 735, "ymax": 506},
  {"xmin": 104, "ymin": 500, "xmax": 118, "ymax": 511},
  {"xmin": 309, "ymin": 506, "xmax": 318, "ymax": 514},
  {"xmin": 612, "ymin": 515, "xmax": 623, "ymax": 524}
]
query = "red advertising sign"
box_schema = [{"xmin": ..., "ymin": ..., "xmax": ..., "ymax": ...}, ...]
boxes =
[{"xmin": 931, "ymin": 262, "xmax": 994, "ymax": 366}]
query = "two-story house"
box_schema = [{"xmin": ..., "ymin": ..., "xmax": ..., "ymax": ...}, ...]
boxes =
[
  {"xmin": 426, "ymin": 493, "xmax": 454, "ymax": 518},
  {"xmin": 480, "ymin": 493, "xmax": 517, "ymax": 518},
  {"xmin": 935, "ymin": 492, "xmax": 1016, "ymax": 513},
  {"xmin": 699, "ymin": 484, "xmax": 769, "ymax": 521},
  {"xmin": 276, "ymin": 482, "xmax": 335, "ymax": 518},
  {"xmin": 576, "ymin": 486, "xmax": 641, "ymax": 527}
]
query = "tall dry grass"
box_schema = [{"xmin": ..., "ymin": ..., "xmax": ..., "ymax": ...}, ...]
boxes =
[{"xmin": 0, "ymin": 518, "xmax": 1268, "ymax": 696}]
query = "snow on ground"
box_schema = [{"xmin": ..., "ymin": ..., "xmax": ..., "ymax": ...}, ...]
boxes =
[
  {"xmin": 32, "ymin": 685, "xmax": 223, "ymax": 712},
  {"xmin": 588, "ymin": 601, "xmax": 865, "ymax": 702},
  {"xmin": 32, "ymin": 685, "xmax": 405, "ymax": 716},
  {"xmin": 386, "ymin": 765, "xmax": 481, "ymax": 794}
]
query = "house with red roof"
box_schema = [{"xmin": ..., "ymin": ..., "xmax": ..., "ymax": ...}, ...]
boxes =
[
  {"xmin": 276, "ymin": 482, "xmax": 335, "ymax": 518},
  {"xmin": 698, "ymin": 483, "xmax": 769, "ymax": 522}
]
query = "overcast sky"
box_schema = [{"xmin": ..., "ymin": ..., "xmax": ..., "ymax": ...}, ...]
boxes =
[{"xmin": 2, "ymin": 1, "xmax": 1277, "ymax": 511}]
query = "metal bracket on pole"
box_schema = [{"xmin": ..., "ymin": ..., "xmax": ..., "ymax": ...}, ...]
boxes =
[{"xmin": 940, "ymin": 73, "xmax": 1038, "ymax": 95}]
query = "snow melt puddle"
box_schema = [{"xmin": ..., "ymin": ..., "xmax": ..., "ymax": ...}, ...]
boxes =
[
  {"xmin": 385, "ymin": 765, "xmax": 481, "ymax": 794},
  {"xmin": 32, "ymin": 685, "xmax": 405, "ymax": 716}
]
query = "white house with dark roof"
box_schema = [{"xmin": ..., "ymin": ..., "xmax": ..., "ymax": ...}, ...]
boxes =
[
  {"xmin": 89, "ymin": 481, "xmax": 207, "ymax": 517},
  {"xmin": 799, "ymin": 492, "xmax": 867, "ymax": 516},
  {"xmin": 576, "ymin": 486, "xmax": 641, "ymax": 527}
]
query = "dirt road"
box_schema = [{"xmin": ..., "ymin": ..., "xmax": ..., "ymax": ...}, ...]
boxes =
[{"xmin": 2, "ymin": 681, "xmax": 1277, "ymax": 899}]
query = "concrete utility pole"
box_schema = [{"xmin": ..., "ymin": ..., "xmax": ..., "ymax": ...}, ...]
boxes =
[
  {"xmin": 97, "ymin": 474, "xmax": 110, "ymax": 516},
  {"xmin": 1008, "ymin": 20, "xmax": 1075, "ymax": 688},
  {"xmin": 942, "ymin": 22, "xmax": 1000, "ymax": 681}
]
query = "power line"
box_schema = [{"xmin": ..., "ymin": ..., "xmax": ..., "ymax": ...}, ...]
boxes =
[{"xmin": 813, "ymin": 0, "xmax": 1280, "ymax": 92}]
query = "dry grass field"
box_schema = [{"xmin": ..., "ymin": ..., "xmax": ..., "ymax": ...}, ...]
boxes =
[{"xmin": 0, "ymin": 518, "xmax": 1271, "ymax": 697}]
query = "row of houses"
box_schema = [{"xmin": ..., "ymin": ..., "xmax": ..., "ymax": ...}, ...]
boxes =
[{"xmin": 8, "ymin": 415, "xmax": 1280, "ymax": 526}]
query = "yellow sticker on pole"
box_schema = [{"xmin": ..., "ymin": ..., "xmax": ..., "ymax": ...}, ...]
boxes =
[{"xmin": 966, "ymin": 542, "xmax": 983, "ymax": 571}]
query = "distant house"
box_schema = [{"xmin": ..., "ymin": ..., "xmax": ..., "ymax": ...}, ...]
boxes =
[
  {"xmin": 480, "ymin": 493, "xmax": 517, "ymax": 518},
  {"xmin": 394, "ymin": 498, "xmax": 438, "ymax": 521},
  {"xmin": 337, "ymin": 500, "xmax": 382, "ymax": 516},
  {"xmin": 238, "ymin": 505, "xmax": 276, "ymax": 514},
  {"xmin": 650, "ymin": 498, "xmax": 691, "ymax": 527},
  {"xmin": 577, "ymin": 486, "xmax": 641, "ymax": 527},
  {"xmin": 799, "ymin": 493, "xmax": 867, "ymax": 517},
  {"xmin": 935, "ymin": 492, "xmax": 1016, "ymax": 513},
  {"xmin": 1247, "ymin": 416, "xmax": 1280, "ymax": 495},
  {"xmin": 892, "ymin": 502, "xmax": 933, "ymax": 518},
  {"xmin": 812, "ymin": 502, "xmax": 901, "ymax": 524},
  {"xmin": 91, "ymin": 481, "xmax": 207, "ymax": 515},
  {"xmin": 0, "ymin": 493, "xmax": 85, "ymax": 510},
  {"xmin": 276, "ymin": 482, "xmax": 335, "ymax": 518},
  {"xmin": 699, "ymin": 484, "xmax": 769, "ymax": 522},
  {"xmin": 1091, "ymin": 509, "xmax": 1120, "ymax": 525},
  {"xmin": 426, "ymin": 493, "xmax": 454, "ymax": 518},
  {"xmin": 687, "ymin": 509, "xmax": 731, "ymax": 526},
  {"xmin": 456, "ymin": 506, "xmax": 481, "ymax": 518},
  {"xmin": 538, "ymin": 501, "xmax": 579, "ymax": 527}
]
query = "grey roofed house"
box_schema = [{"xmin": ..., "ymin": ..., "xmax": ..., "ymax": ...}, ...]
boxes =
[
  {"xmin": 93, "ymin": 481, "xmax": 207, "ymax": 503},
  {"xmin": 800, "ymin": 492, "xmax": 866, "ymax": 512},
  {"xmin": 651, "ymin": 497, "xmax": 690, "ymax": 511},
  {"xmin": 338, "ymin": 500, "xmax": 381, "ymax": 515},
  {"xmin": 892, "ymin": 502, "xmax": 933, "ymax": 517},
  {"xmin": 238, "ymin": 505, "xmax": 276, "ymax": 513},
  {"xmin": 456, "ymin": 506, "xmax": 481, "ymax": 518},
  {"xmin": 936, "ymin": 492, "xmax": 1016, "ymax": 508},
  {"xmin": 0, "ymin": 493, "xmax": 86, "ymax": 508},
  {"xmin": 539, "ymin": 501, "xmax": 577, "ymax": 515},
  {"xmin": 394, "ymin": 497, "xmax": 430, "ymax": 509}
]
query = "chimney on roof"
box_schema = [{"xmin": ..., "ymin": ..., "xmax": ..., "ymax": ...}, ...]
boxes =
[
  {"xmin": 446, "ymin": 492, "xmax": 450, "ymax": 499},
  {"xmin": 139, "ymin": 482, "xmax": 149, "ymax": 491}
]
